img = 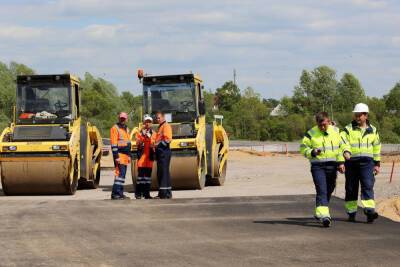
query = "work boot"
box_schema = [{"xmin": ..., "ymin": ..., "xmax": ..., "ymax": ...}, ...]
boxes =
[
  {"xmin": 348, "ymin": 213, "xmax": 356, "ymax": 222},
  {"xmin": 111, "ymin": 194, "xmax": 130, "ymax": 200},
  {"xmin": 365, "ymin": 210, "xmax": 379, "ymax": 223},
  {"xmin": 135, "ymin": 195, "xmax": 143, "ymax": 199},
  {"xmin": 321, "ymin": 217, "xmax": 332, "ymax": 228}
]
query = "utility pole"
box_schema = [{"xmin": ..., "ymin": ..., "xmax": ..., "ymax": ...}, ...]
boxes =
[{"xmin": 233, "ymin": 69, "xmax": 237, "ymax": 86}]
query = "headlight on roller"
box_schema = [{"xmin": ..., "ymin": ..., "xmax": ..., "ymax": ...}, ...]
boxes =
[
  {"xmin": 52, "ymin": 145, "xmax": 68, "ymax": 151},
  {"xmin": 179, "ymin": 142, "xmax": 195, "ymax": 147},
  {"xmin": 2, "ymin": 146, "xmax": 17, "ymax": 152}
]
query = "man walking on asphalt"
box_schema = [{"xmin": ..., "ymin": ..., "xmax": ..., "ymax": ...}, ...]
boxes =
[
  {"xmin": 300, "ymin": 112, "xmax": 348, "ymax": 227},
  {"xmin": 110, "ymin": 112, "xmax": 131, "ymax": 200},
  {"xmin": 341, "ymin": 103, "xmax": 381, "ymax": 223},
  {"xmin": 155, "ymin": 111, "xmax": 173, "ymax": 199}
]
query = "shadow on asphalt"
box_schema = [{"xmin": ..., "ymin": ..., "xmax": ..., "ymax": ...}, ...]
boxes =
[
  {"xmin": 99, "ymin": 185, "xmax": 113, "ymax": 192},
  {"xmin": 254, "ymin": 216, "xmax": 371, "ymax": 228},
  {"xmin": 254, "ymin": 217, "xmax": 328, "ymax": 228},
  {"xmin": 99, "ymin": 185, "xmax": 135, "ymax": 193},
  {"xmin": 334, "ymin": 217, "xmax": 368, "ymax": 224}
]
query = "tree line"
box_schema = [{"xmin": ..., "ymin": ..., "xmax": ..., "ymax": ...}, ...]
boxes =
[
  {"xmin": 209, "ymin": 65, "xmax": 400, "ymax": 143},
  {"xmin": 1, "ymin": 62, "xmax": 399, "ymax": 142}
]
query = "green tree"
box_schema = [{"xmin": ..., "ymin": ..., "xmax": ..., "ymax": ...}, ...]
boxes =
[
  {"xmin": 292, "ymin": 66, "xmax": 338, "ymax": 114},
  {"xmin": 80, "ymin": 72, "xmax": 122, "ymax": 136},
  {"xmin": 215, "ymin": 81, "xmax": 240, "ymax": 111},
  {"xmin": 385, "ymin": 82, "xmax": 400, "ymax": 114},
  {"xmin": 336, "ymin": 73, "xmax": 366, "ymax": 112}
]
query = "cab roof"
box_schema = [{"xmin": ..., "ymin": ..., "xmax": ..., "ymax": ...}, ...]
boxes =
[
  {"xmin": 142, "ymin": 73, "xmax": 202, "ymax": 85},
  {"xmin": 17, "ymin": 74, "xmax": 80, "ymax": 84}
]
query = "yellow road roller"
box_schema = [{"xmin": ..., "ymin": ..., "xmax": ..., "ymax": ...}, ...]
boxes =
[
  {"xmin": 131, "ymin": 73, "xmax": 229, "ymax": 190},
  {"xmin": 0, "ymin": 74, "xmax": 103, "ymax": 195}
]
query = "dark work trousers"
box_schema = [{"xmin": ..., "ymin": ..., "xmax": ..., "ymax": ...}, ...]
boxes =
[
  {"xmin": 136, "ymin": 167, "xmax": 152, "ymax": 198},
  {"xmin": 345, "ymin": 158, "xmax": 375, "ymax": 211},
  {"xmin": 112, "ymin": 164, "xmax": 127, "ymax": 198},
  {"xmin": 311, "ymin": 162, "xmax": 338, "ymax": 207},
  {"xmin": 156, "ymin": 145, "xmax": 172, "ymax": 199}
]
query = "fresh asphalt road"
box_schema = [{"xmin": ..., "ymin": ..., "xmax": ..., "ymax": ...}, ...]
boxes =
[{"xmin": 0, "ymin": 195, "xmax": 399, "ymax": 266}]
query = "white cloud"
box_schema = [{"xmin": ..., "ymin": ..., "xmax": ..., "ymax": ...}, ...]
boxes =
[
  {"xmin": 391, "ymin": 36, "xmax": 400, "ymax": 47},
  {"xmin": 204, "ymin": 31, "xmax": 274, "ymax": 46},
  {"xmin": 350, "ymin": 0, "xmax": 387, "ymax": 8},
  {"xmin": 84, "ymin": 24, "xmax": 124, "ymax": 39},
  {"xmin": 0, "ymin": 25, "xmax": 45, "ymax": 40},
  {"xmin": 0, "ymin": 0, "xmax": 399, "ymax": 98}
]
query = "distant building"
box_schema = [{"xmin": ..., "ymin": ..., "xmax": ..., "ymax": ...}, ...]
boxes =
[{"xmin": 270, "ymin": 104, "xmax": 288, "ymax": 116}]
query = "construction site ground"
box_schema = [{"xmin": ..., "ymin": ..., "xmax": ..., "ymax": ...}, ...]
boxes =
[{"xmin": 0, "ymin": 151, "xmax": 399, "ymax": 266}]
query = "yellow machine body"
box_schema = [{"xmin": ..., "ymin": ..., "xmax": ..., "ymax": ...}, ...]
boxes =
[
  {"xmin": 130, "ymin": 73, "xmax": 229, "ymax": 190},
  {"xmin": 0, "ymin": 74, "xmax": 102, "ymax": 195}
]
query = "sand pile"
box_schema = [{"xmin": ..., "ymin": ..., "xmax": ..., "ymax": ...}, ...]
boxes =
[{"xmin": 377, "ymin": 197, "xmax": 400, "ymax": 222}]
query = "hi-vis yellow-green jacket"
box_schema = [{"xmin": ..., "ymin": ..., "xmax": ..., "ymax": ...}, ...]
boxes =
[
  {"xmin": 300, "ymin": 125, "xmax": 346, "ymax": 163},
  {"xmin": 340, "ymin": 121, "xmax": 381, "ymax": 165}
]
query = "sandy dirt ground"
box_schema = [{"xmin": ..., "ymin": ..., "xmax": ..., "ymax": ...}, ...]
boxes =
[{"xmin": 1, "ymin": 150, "xmax": 399, "ymax": 221}]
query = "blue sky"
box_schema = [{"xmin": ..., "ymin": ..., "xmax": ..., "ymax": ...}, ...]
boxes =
[{"xmin": 0, "ymin": 0, "xmax": 399, "ymax": 98}]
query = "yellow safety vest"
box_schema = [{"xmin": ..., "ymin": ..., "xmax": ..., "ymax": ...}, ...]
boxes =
[
  {"xmin": 300, "ymin": 125, "xmax": 345, "ymax": 163},
  {"xmin": 340, "ymin": 121, "xmax": 381, "ymax": 163}
]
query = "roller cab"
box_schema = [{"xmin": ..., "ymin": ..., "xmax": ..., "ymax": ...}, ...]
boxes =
[
  {"xmin": 131, "ymin": 73, "xmax": 228, "ymax": 190},
  {"xmin": 0, "ymin": 74, "xmax": 102, "ymax": 195}
]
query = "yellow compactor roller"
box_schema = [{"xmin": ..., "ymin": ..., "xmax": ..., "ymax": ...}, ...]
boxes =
[
  {"xmin": 0, "ymin": 74, "xmax": 103, "ymax": 195},
  {"xmin": 131, "ymin": 73, "xmax": 229, "ymax": 190}
]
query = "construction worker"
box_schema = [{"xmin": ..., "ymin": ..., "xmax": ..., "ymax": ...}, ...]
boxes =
[
  {"xmin": 135, "ymin": 114, "xmax": 156, "ymax": 199},
  {"xmin": 341, "ymin": 103, "xmax": 381, "ymax": 223},
  {"xmin": 300, "ymin": 112, "xmax": 347, "ymax": 227},
  {"xmin": 155, "ymin": 111, "xmax": 173, "ymax": 199},
  {"xmin": 110, "ymin": 112, "xmax": 131, "ymax": 200}
]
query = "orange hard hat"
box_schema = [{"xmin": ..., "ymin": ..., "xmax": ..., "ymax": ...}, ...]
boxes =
[{"xmin": 119, "ymin": 112, "xmax": 128, "ymax": 120}]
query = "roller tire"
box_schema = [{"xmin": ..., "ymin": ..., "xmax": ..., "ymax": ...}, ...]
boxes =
[
  {"xmin": 197, "ymin": 154, "xmax": 206, "ymax": 190},
  {"xmin": 78, "ymin": 151, "xmax": 100, "ymax": 190},
  {"xmin": 66, "ymin": 159, "xmax": 79, "ymax": 195}
]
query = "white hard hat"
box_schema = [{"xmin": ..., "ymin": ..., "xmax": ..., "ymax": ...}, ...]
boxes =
[
  {"xmin": 143, "ymin": 114, "xmax": 153, "ymax": 122},
  {"xmin": 353, "ymin": 103, "xmax": 369, "ymax": 113}
]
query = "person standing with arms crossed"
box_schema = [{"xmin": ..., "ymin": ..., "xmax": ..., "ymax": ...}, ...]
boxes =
[
  {"xmin": 300, "ymin": 112, "xmax": 348, "ymax": 227},
  {"xmin": 135, "ymin": 114, "xmax": 156, "ymax": 199},
  {"xmin": 341, "ymin": 103, "xmax": 381, "ymax": 223},
  {"xmin": 155, "ymin": 111, "xmax": 173, "ymax": 199},
  {"xmin": 110, "ymin": 112, "xmax": 131, "ymax": 200}
]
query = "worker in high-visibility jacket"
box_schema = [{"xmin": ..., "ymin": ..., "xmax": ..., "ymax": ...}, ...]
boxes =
[
  {"xmin": 300, "ymin": 111, "xmax": 347, "ymax": 227},
  {"xmin": 340, "ymin": 103, "xmax": 381, "ymax": 223},
  {"xmin": 135, "ymin": 114, "xmax": 156, "ymax": 199},
  {"xmin": 155, "ymin": 111, "xmax": 173, "ymax": 199},
  {"xmin": 110, "ymin": 112, "xmax": 131, "ymax": 200}
]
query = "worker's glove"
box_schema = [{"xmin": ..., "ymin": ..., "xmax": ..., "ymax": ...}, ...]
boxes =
[
  {"xmin": 311, "ymin": 149, "xmax": 322, "ymax": 157},
  {"xmin": 343, "ymin": 151, "xmax": 351, "ymax": 160}
]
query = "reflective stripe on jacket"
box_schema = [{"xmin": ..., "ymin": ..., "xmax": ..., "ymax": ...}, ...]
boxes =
[
  {"xmin": 340, "ymin": 121, "xmax": 381, "ymax": 164},
  {"xmin": 300, "ymin": 125, "xmax": 345, "ymax": 163},
  {"xmin": 136, "ymin": 128, "xmax": 156, "ymax": 168},
  {"xmin": 156, "ymin": 121, "xmax": 172, "ymax": 147},
  {"xmin": 110, "ymin": 123, "xmax": 131, "ymax": 165}
]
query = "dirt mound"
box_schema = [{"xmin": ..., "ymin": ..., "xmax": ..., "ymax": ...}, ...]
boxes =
[
  {"xmin": 235, "ymin": 149, "xmax": 299, "ymax": 158},
  {"xmin": 377, "ymin": 197, "xmax": 400, "ymax": 222},
  {"xmin": 382, "ymin": 155, "xmax": 400, "ymax": 164}
]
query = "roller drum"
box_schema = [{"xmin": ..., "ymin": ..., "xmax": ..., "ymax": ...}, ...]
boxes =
[
  {"xmin": 132, "ymin": 152, "xmax": 205, "ymax": 190},
  {"xmin": 1, "ymin": 157, "xmax": 77, "ymax": 195}
]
